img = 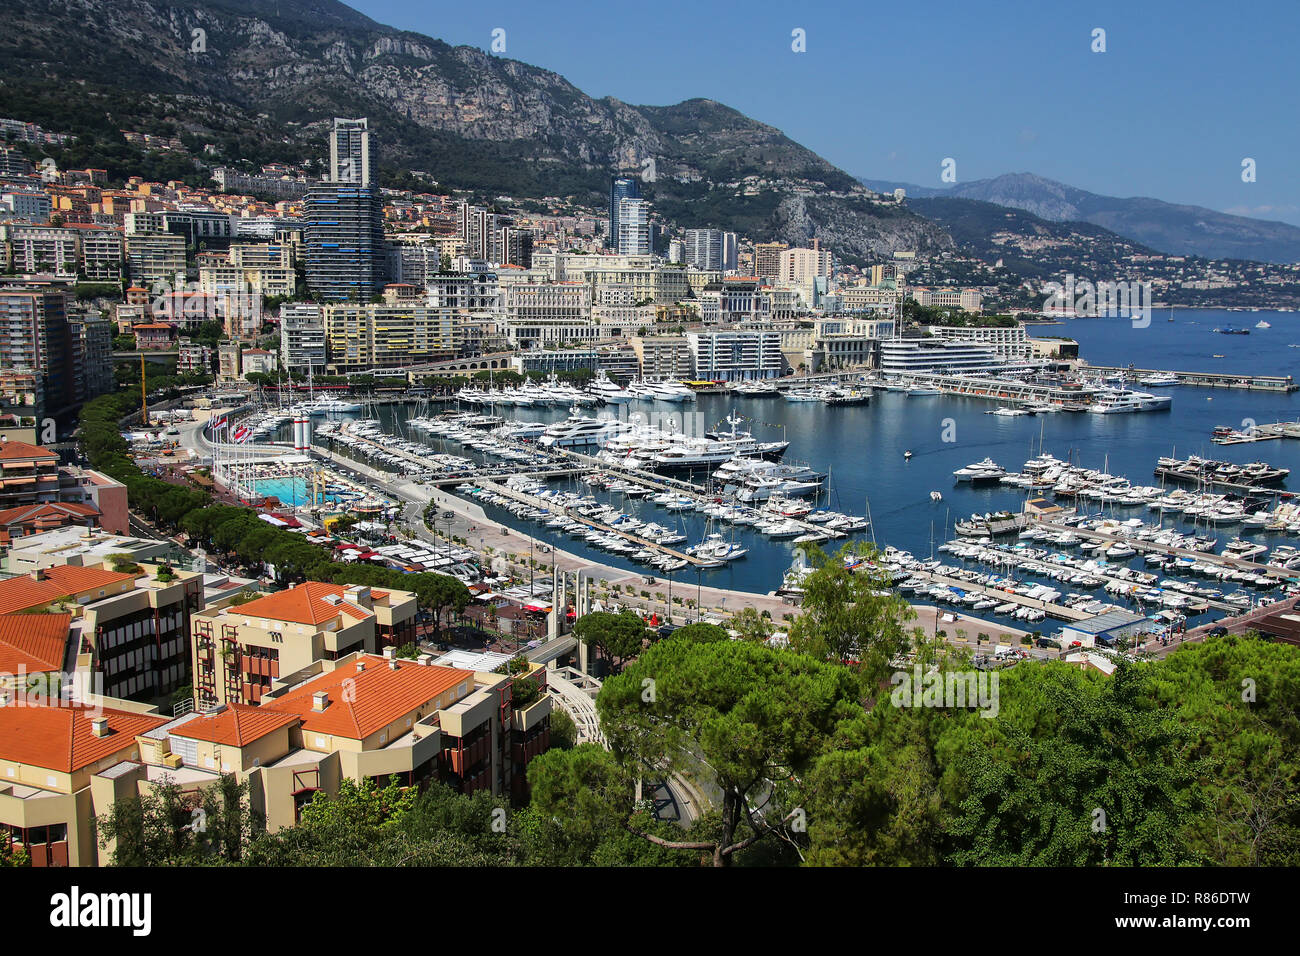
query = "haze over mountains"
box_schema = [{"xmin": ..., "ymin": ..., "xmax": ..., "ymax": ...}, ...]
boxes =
[{"xmin": 861, "ymin": 173, "xmax": 1300, "ymax": 264}]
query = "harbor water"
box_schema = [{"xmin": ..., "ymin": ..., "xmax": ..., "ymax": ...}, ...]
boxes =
[{"xmin": 325, "ymin": 309, "xmax": 1300, "ymax": 630}]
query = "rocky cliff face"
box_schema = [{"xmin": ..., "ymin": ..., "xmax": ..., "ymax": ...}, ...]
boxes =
[{"xmin": 0, "ymin": 0, "xmax": 951, "ymax": 262}]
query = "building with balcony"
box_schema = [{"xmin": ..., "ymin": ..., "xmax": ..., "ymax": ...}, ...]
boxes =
[
  {"xmin": 0, "ymin": 646, "xmax": 553, "ymax": 865},
  {"xmin": 0, "ymin": 561, "xmax": 203, "ymax": 702},
  {"xmin": 687, "ymin": 329, "xmax": 785, "ymax": 381},
  {"xmin": 189, "ymin": 581, "xmax": 418, "ymax": 709}
]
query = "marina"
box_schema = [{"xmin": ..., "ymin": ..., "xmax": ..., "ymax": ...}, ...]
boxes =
[{"xmin": 200, "ymin": 309, "xmax": 1300, "ymax": 640}]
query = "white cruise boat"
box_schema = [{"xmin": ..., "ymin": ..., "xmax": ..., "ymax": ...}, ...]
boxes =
[{"xmin": 587, "ymin": 371, "xmax": 633, "ymax": 404}]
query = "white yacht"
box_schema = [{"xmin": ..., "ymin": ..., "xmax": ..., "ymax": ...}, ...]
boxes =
[
  {"xmin": 649, "ymin": 380, "xmax": 697, "ymax": 403},
  {"xmin": 587, "ymin": 371, "xmax": 633, "ymax": 404},
  {"xmin": 953, "ymin": 458, "xmax": 1007, "ymax": 483},
  {"xmin": 1088, "ymin": 388, "xmax": 1172, "ymax": 414},
  {"xmin": 537, "ymin": 416, "xmax": 630, "ymax": 448},
  {"xmin": 783, "ymin": 387, "xmax": 823, "ymax": 402},
  {"xmin": 1139, "ymin": 372, "xmax": 1180, "ymax": 387}
]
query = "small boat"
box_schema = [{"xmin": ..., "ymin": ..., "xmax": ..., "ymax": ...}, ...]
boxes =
[
  {"xmin": 1256, "ymin": 320, "xmax": 1271, "ymax": 329},
  {"xmin": 904, "ymin": 450, "xmax": 913, "ymax": 460},
  {"xmin": 930, "ymin": 491, "xmax": 942, "ymax": 502}
]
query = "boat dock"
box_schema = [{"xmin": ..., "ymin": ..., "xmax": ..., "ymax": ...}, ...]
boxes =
[
  {"xmin": 907, "ymin": 567, "xmax": 1093, "ymax": 621},
  {"xmin": 1032, "ymin": 520, "xmax": 1299, "ymax": 585},
  {"xmin": 1081, "ymin": 365, "xmax": 1297, "ymax": 392},
  {"xmin": 472, "ymin": 477, "xmax": 715, "ymax": 568}
]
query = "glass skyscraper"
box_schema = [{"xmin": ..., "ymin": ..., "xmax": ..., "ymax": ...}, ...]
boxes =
[
  {"xmin": 608, "ymin": 177, "xmax": 640, "ymax": 251},
  {"xmin": 306, "ymin": 118, "xmax": 385, "ymax": 301}
]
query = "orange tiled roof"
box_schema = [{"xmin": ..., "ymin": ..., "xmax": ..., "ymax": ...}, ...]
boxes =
[
  {"xmin": 0, "ymin": 440, "xmax": 58, "ymax": 463},
  {"xmin": 0, "ymin": 565, "xmax": 136, "ymax": 614},
  {"xmin": 0, "ymin": 501, "xmax": 99, "ymax": 526},
  {"xmin": 0, "ymin": 703, "xmax": 167, "ymax": 773},
  {"xmin": 263, "ymin": 656, "xmax": 467, "ymax": 740},
  {"xmin": 230, "ymin": 581, "xmax": 374, "ymax": 626},
  {"xmin": 0, "ymin": 612, "xmax": 71, "ymax": 672},
  {"xmin": 170, "ymin": 704, "xmax": 299, "ymax": 747}
]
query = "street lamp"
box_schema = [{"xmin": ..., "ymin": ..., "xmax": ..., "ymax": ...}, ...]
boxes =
[
  {"xmin": 441, "ymin": 510, "xmax": 454, "ymax": 561},
  {"xmin": 695, "ymin": 566, "xmax": 702, "ymax": 624}
]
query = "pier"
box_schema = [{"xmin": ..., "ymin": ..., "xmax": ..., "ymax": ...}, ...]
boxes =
[
  {"xmin": 1031, "ymin": 520, "xmax": 1299, "ymax": 584},
  {"xmin": 1080, "ymin": 365, "xmax": 1297, "ymax": 392},
  {"xmin": 907, "ymin": 566, "xmax": 1093, "ymax": 621}
]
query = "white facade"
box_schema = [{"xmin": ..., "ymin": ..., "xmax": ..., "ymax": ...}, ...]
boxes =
[{"xmin": 688, "ymin": 330, "xmax": 785, "ymax": 381}]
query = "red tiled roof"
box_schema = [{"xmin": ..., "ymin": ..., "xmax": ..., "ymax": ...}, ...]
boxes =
[
  {"xmin": 230, "ymin": 581, "xmax": 376, "ymax": 626},
  {"xmin": 0, "ymin": 612, "xmax": 71, "ymax": 672},
  {"xmin": 0, "ymin": 565, "xmax": 136, "ymax": 614},
  {"xmin": 0, "ymin": 502, "xmax": 99, "ymax": 527},
  {"xmin": 263, "ymin": 656, "xmax": 468, "ymax": 739},
  {"xmin": 0, "ymin": 440, "xmax": 57, "ymax": 463},
  {"xmin": 170, "ymin": 704, "xmax": 299, "ymax": 747},
  {"xmin": 0, "ymin": 703, "xmax": 167, "ymax": 773}
]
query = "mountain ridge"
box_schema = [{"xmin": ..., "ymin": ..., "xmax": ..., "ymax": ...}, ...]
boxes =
[
  {"xmin": 0, "ymin": 0, "xmax": 953, "ymax": 264},
  {"xmin": 861, "ymin": 172, "xmax": 1300, "ymax": 264}
]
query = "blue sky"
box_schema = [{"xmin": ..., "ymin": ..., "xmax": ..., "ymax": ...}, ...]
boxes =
[{"xmin": 350, "ymin": 0, "xmax": 1300, "ymax": 224}]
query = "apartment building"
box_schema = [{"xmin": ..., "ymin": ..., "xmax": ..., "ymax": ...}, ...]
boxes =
[
  {"xmin": 778, "ymin": 242, "xmax": 832, "ymax": 285},
  {"xmin": 615, "ymin": 198, "xmax": 650, "ymax": 256},
  {"xmin": 696, "ymin": 279, "xmax": 773, "ymax": 325},
  {"xmin": 74, "ymin": 226, "xmax": 124, "ymax": 281},
  {"xmin": 0, "ymin": 699, "xmax": 170, "ymax": 866},
  {"xmin": 928, "ymin": 323, "xmax": 1031, "ymax": 359},
  {"xmin": 753, "ymin": 241, "xmax": 789, "ymax": 282},
  {"xmin": 0, "ymin": 561, "xmax": 203, "ymax": 702},
  {"xmin": 1, "ymin": 646, "xmax": 552, "ymax": 865},
  {"xmin": 279, "ymin": 303, "xmax": 326, "ymax": 375},
  {"xmin": 688, "ymin": 329, "xmax": 785, "ymax": 381},
  {"xmin": 177, "ymin": 338, "xmax": 213, "ymax": 376},
  {"xmin": 630, "ymin": 335, "xmax": 693, "ymax": 380},
  {"xmin": 0, "ymin": 439, "xmax": 60, "ymax": 510},
  {"xmin": 0, "ymin": 224, "xmax": 79, "ymax": 279},
  {"xmin": 322, "ymin": 302, "xmax": 457, "ymax": 373},
  {"xmin": 125, "ymin": 231, "xmax": 186, "ymax": 288},
  {"xmin": 190, "ymin": 581, "xmax": 418, "ymax": 709}
]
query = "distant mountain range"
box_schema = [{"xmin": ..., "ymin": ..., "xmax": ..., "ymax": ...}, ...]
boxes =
[
  {"xmin": 860, "ymin": 173, "xmax": 1300, "ymax": 264},
  {"xmin": 2, "ymin": 0, "xmax": 1294, "ymax": 277}
]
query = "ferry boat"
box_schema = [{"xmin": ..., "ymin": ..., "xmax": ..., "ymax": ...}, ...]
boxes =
[{"xmin": 1213, "ymin": 326, "xmax": 1250, "ymax": 335}]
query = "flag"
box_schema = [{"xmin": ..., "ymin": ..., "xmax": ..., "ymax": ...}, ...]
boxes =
[
  {"xmin": 210, "ymin": 415, "xmax": 227, "ymax": 431},
  {"xmin": 233, "ymin": 426, "xmax": 252, "ymax": 443}
]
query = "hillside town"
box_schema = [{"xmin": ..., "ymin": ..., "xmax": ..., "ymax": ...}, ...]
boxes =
[{"xmin": 0, "ymin": 94, "xmax": 1297, "ymax": 890}]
